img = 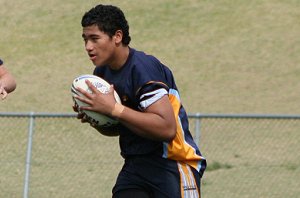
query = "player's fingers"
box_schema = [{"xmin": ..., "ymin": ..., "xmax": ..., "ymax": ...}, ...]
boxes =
[
  {"xmin": 75, "ymin": 86, "xmax": 94, "ymax": 100},
  {"xmin": 85, "ymin": 80, "xmax": 99, "ymax": 94},
  {"xmin": 75, "ymin": 86, "xmax": 86, "ymax": 95},
  {"xmin": 108, "ymin": 85, "xmax": 115, "ymax": 94},
  {"xmin": 78, "ymin": 105, "xmax": 93, "ymax": 112},
  {"xmin": 81, "ymin": 114, "xmax": 89, "ymax": 123},
  {"xmin": 73, "ymin": 95, "xmax": 92, "ymax": 106},
  {"xmin": 77, "ymin": 111, "xmax": 85, "ymax": 119},
  {"xmin": 72, "ymin": 104, "xmax": 79, "ymax": 112}
]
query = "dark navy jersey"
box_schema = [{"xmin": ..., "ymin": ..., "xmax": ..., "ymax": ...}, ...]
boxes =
[
  {"xmin": 0, "ymin": 58, "xmax": 3, "ymax": 65},
  {"xmin": 93, "ymin": 48, "xmax": 206, "ymax": 174}
]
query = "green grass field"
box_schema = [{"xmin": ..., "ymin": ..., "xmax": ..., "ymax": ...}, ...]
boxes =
[
  {"xmin": 1, "ymin": 0, "xmax": 300, "ymax": 197},
  {"xmin": 1, "ymin": 0, "xmax": 299, "ymax": 114}
]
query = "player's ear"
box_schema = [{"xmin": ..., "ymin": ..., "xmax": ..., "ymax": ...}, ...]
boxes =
[{"xmin": 113, "ymin": 30, "xmax": 123, "ymax": 44}]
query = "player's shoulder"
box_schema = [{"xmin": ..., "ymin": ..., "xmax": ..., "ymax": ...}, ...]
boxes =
[
  {"xmin": 130, "ymin": 48, "xmax": 167, "ymax": 75},
  {"xmin": 131, "ymin": 48, "xmax": 160, "ymax": 65}
]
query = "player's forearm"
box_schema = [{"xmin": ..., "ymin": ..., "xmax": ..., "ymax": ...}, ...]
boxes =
[{"xmin": 117, "ymin": 106, "xmax": 176, "ymax": 142}]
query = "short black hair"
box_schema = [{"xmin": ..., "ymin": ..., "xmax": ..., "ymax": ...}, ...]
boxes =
[{"xmin": 81, "ymin": 4, "xmax": 131, "ymax": 45}]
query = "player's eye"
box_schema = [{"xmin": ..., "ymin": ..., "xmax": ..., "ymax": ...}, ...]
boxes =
[{"xmin": 90, "ymin": 37, "xmax": 99, "ymax": 42}]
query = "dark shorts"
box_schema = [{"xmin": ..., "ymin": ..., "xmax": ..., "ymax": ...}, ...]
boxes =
[{"xmin": 112, "ymin": 156, "xmax": 201, "ymax": 198}]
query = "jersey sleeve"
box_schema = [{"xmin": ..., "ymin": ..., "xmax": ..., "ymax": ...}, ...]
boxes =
[
  {"xmin": 136, "ymin": 83, "xmax": 168, "ymax": 110},
  {"xmin": 0, "ymin": 58, "xmax": 3, "ymax": 65},
  {"xmin": 132, "ymin": 56, "xmax": 170, "ymax": 110}
]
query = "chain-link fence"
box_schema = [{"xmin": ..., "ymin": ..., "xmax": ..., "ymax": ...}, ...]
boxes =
[{"xmin": 1, "ymin": 112, "xmax": 299, "ymax": 198}]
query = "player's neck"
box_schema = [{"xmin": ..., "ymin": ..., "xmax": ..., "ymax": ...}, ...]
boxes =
[{"xmin": 109, "ymin": 46, "xmax": 129, "ymax": 70}]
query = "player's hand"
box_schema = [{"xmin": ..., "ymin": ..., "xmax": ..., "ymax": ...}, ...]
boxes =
[
  {"xmin": 72, "ymin": 102, "xmax": 79, "ymax": 112},
  {"xmin": 74, "ymin": 102, "xmax": 119, "ymax": 135},
  {"xmin": 74, "ymin": 80, "xmax": 117, "ymax": 116},
  {"xmin": 72, "ymin": 102, "xmax": 89, "ymax": 123}
]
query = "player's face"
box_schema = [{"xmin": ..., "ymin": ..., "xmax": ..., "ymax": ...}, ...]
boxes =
[{"xmin": 82, "ymin": 25, "xmax": 116, "ymax": 67}]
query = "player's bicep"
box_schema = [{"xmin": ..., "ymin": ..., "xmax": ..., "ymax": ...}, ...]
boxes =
[
  {"xmin": 144, "ymin": 95, "xmax": 176, "ymax": 129},
  {"xmin": 136, "ymin": 82, "xmax": 174, "ymax": 120}
]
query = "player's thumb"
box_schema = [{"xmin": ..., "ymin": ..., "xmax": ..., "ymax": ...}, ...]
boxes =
[{"xmin": 109, "ymin": 84, "xmax": 115, "ymax": 93}]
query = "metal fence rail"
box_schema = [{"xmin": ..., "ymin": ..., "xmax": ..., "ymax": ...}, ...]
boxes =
[{"xmin": 1, "ymin": 112, "xmax": 299, "ymax": 198}]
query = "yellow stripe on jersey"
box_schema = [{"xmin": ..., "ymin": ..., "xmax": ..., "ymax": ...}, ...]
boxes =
[
  {"xmin": 177, "ymin": 162, "xmax": 200, "ymax": 198},
  {"xmin": 164, "ymin": 89, "xmax": 204, "ymax": 172}
]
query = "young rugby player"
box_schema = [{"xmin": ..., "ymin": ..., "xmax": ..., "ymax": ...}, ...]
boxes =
[{"xmin": 73, "ymin": 4, "xmax": 206, "ymax": 198}]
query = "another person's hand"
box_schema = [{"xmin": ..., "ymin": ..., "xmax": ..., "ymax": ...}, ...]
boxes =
[{"xmin": 0, "ymin": 80, "xmax": 8, "ymax": 100}]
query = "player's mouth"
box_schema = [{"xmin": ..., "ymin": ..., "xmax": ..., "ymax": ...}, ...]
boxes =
[{"xmin": 89, "ymin": 53, "xmax": 97, "ymax": 61}]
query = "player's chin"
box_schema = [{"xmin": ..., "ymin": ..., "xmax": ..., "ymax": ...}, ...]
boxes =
[
  {"xmin": 94, "ymin": 64, "xmax": 106, "ymax": 68},
  {"xmin": 91, "ymin": 58, "xmax": 102, "ymax": 67},
  {"xmin": 93, "ymin": 59, "xmax": 109, "ymax": 68}
]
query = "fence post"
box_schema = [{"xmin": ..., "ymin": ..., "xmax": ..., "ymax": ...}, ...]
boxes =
[
  {"xmin": 194, "ymin": 113, "xmax": 201, "ymax": 147},
  {"xmin": 23, "ymin": 112, "xmax": 35, "ymax": 198}
]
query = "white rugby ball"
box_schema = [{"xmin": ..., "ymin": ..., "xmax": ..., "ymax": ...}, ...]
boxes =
[{"xmin": 71, "ymin": 74, "xmax": 121, "ymax": 127}]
